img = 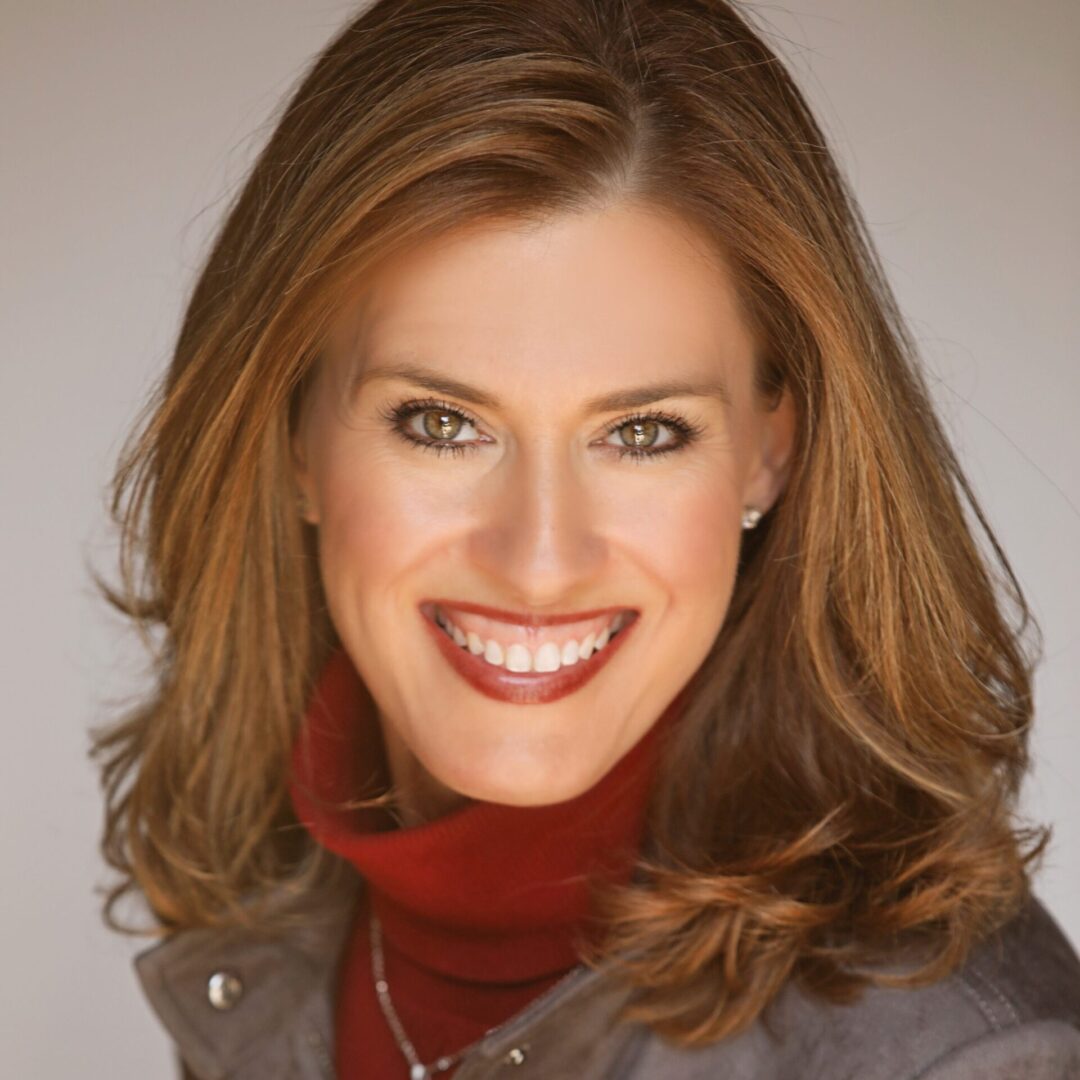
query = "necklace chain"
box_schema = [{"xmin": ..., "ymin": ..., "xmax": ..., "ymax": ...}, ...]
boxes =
[
  {"xmin": 369, "ymin": 911, "xmax": 484, "ymax": 1079},
  {"xmin": 369, "ymin": 909, "xmax": 593, "ymax": 1078}
]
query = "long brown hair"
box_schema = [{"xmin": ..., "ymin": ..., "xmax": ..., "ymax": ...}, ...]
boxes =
[{"xmin": 91, "ymin": 0, "xmax": 1050, "ymax": 1047}]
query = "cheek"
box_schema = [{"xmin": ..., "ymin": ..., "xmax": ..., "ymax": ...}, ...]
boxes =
[
  {"xmin": 316, "ymin": 457, "xmax": 439, "ymax": 593},
  {"xmin": 620, "ymin": 473, "xmax": 741, "ymax": 598}
]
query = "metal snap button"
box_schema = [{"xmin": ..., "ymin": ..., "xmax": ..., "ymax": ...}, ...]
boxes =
[
  {"xmin": 502, "ymin": 1045, "xmax": 528, "ymax": 1066},
  {"xmin": 206, "ymin": 969, "xmax": 244, "ymax": 1010}
]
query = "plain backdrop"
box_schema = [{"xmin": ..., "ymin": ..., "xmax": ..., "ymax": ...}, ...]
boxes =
[{"xmin": 2, "ymin": 1, "xmax": 1077, "ymax": 1075}]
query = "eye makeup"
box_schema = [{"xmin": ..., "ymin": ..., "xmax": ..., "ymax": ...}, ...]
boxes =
[{"xmin": 376, "ymin": 396, "xmax": 706, "ymax": 462}]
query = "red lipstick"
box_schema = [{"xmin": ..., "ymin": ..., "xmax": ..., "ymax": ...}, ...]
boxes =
[
  {"xmin": 422, "ymin": 598, "xmax": 631, "ymax": 629},
  {"xmin": 419, "ymin": 604, "xmax": 638, "ymax": 706}
]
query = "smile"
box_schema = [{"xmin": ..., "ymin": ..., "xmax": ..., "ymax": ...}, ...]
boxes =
[{"xmin": 418, "ymin": 601, "xmax": 638, "ymax": 705}]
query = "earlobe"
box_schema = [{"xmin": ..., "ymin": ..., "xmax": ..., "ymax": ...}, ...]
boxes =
[
  {"xmin": 294, "ymin": 483, "xmax": 319, "ymax": 525},
  {"xmin": 296, "ymin": 490, "xmax": 317, "ymax": 523},
  {"xmin": 747, "ymin": 386, "xmax": 797, "ymax": 516},
  {"xmin": 290, "ymin": 433, "xmax": 319, "ymax": 525}
]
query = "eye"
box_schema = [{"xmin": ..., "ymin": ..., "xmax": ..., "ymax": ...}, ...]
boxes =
[
  {"xmin": 600, "ymin": 411, "xmax": 702, "ymax": 461},
  {"xmin": 378, "ymin": 397, "xmax": 486, "ymax": 457},
  {"xmin": 377, "ymin": 398, "xmax": 703, "ymax": 461}
]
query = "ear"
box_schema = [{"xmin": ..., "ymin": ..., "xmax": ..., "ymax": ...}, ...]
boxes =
[
  {"xmin": 290, "ymin": 422, "xmax": 321, "ymax": 526},
  {"xmin": 742, "ymin": 385, "xmax": 797, "ymax": 516}
]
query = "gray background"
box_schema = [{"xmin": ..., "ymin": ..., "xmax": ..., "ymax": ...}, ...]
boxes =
[{"xmin": 2, "ymin": 2, "xmax": 1076, "ymax": 1075}]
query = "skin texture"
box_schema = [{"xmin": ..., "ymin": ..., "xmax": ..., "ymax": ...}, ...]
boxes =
[{"xmin": 292, "ymin": 201, "xmax": 796, "ymax": 827}]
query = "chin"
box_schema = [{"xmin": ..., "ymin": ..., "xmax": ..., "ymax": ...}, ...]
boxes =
[{"xmin": 424, "ymin": 735, "xmax": 603, "ymax": 808}]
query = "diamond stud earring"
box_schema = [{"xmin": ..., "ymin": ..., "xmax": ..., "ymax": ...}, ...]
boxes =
[{"xmin": 741, "ymin": 506, "xmax": 763, "ymax": 530}]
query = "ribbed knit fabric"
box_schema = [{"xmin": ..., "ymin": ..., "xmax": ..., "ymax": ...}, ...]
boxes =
[{"xmin": 289, "ymin": 646, "xmax": 684, "ymax": 1079}]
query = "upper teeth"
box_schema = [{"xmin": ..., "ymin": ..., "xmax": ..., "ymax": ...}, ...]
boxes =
[{"xmin": 434, "ymin": 609, "xmax": 630, "ymax": 673}]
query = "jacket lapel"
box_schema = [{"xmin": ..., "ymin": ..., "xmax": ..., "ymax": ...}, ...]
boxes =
[
  {"xmin": 133, "ymin": 861, "xmax": 650, "ymax": 1079},
  {"xmin": 133, "ymin": 867, "xmax": 361, "ymax": 1079}
]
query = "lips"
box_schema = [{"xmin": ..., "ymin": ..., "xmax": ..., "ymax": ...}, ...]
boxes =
[
  {"xmin": 422, "ymin": 599, "xmax": 634, "ymax": 628},
  {"xmin": 419, "ymin": 602, "xmax": 638, "ymax": 706},
  {"xmin": 434, "ymin": 603, "xmax": 628, "ymax": 656}
]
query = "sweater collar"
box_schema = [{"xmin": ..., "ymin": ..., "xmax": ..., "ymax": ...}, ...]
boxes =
[{"xmin": 289, "ymin": 646, "xmax": 685, "ymax": 982}]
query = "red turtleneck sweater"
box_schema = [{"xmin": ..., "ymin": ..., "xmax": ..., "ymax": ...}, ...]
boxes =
[{"xmin": 289, "ymin": 647, "xmax": 683, "ymax": 1079}]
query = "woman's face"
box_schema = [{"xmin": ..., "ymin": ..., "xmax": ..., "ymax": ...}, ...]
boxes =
[{"xmin": 293, "ymin": 201, "xmax": 795, "ymax": 824}]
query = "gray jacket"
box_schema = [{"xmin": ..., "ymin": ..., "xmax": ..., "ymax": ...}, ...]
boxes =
[{"xmin": 134, "ymin": 865, "xmax": 1080, "ymax": 1079}]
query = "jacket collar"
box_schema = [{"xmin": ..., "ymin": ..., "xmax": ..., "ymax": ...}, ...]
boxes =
[
  {"xmin": 133, "ymin": 865, "xmax": 361, "ymax": 1079},
  {"xmin": 132, "ymin": 861, "xmax": 644, "ymax": 1079}
]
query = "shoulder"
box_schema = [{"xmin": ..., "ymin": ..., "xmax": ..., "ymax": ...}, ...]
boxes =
[
  {"xmin": 132, "ymin": 868, "xmax": 360, "ymax": 1080},
  {"xmin": 625, "ymin": 894, "xmax": 1080, "ymax": 1080}
]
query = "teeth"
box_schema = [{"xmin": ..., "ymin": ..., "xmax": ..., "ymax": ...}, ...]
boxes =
[
  {"xmin": 534, "ymin": 641, "xmax": 561, "ymax": 673},
  {"xmin": 505, "ymin": 643, "xmax": 532, "ymax": 673},
  {"xmin": 433, "ymin": 608, "xmax": 630, "ymax": 673}
]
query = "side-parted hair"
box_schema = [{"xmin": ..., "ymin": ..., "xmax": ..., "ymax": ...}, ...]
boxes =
[{"xmin": 91, "ymin": 0, "xmax": 1049, "ymax": 1046}]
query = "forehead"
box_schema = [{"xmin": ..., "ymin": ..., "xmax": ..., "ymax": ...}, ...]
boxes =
[{"xmin": 327, "ymin": 203, "xmax": 757, "ymax": 400}]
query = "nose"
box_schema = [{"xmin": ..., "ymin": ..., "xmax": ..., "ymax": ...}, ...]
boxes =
[{"xmin": 467, "ymin": 437, "xmax": 608, "ymax": 608}]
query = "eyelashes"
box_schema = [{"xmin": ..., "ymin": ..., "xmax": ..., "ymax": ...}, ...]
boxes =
[{"xmin": 376, "ymin": 396, "xmax": 705, "ymax": 462}]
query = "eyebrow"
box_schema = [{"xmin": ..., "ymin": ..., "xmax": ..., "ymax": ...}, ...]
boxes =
[{"xmin": 352, "ymin": 360, "xmax": 734, "ymax": 414}]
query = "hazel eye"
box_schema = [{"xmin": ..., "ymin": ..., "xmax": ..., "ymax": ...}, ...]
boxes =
[
  {"xmin": 600, "ymin": 411, "xmax": 697, "ymax": 459},
  {"xmin": 378, "ymin": 397, "xmax": 486, "ymax": 457},
  {"xmin": 418, "ymin": 408, "xmax": 469, "ymax": 442},
  {"xmin": 611, "ymin": 418, "xmax": 665, "ymax": 451},
  {"xmin": 379, "ymin": 397, "xmax": 703, "ymax": 462}
]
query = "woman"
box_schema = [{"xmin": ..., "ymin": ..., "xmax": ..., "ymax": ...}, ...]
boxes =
[{"xmin": 92, "ymin": 1, "xmax": 1080, "ymax": 1077}]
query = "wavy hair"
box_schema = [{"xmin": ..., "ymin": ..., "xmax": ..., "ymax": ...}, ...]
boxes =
[{"xmin": 91, "ymin": 0, "xmax": 1050, "ymax": 1047}]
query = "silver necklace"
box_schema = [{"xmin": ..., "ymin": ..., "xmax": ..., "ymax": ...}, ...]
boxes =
[
  {"xmin": 369, "ymin": 910, "xmax": 592, "ymax": 1079},
  {"xmin": 369, "ymin": 910, "xmax": 486, "ymax": 1079}
]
